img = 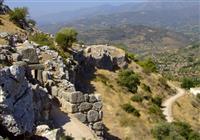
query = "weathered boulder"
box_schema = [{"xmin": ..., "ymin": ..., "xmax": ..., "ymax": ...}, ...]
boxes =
[
  {"xmin": 0, "ymin": 66, "xmax": 34, "ymax": 136},
  {"xmin": 62, "ymin": 101, "xmax": 78, "ymax": 113},
  {"xmin": 87, "ymin": 110, "xmax": 99, "ymax": 122},
  {"xmin": 74, "ymin": 112, "xmax": 87, "ymax": 123},
  {"xmin": 78, "ymin": 102, "xmax": 93, "ymax": 112},
  {"xmin": 17, "ymin": 47, "xmax": 39, "ymax": 64},
  {"xmin": 89, "ymin": 94, "xmax": 97, "ymax": 103},
  {"xmin": 82, "ymin": 45, "xmax": 127, "ymax": 70},
  {"xmin": 0, "ymin": 65, "xmax": 52, "ymax": 136},
  {"xmin": 93, "ymin": 102, "xmax": 103, "ymax": 111},
  {"xmin": 67, "ymin": 91, "xmax": 84, "ymax": 104},
  {"xmin": 93, "ymin": 122, "xmax": 103, "ymax": 130}
]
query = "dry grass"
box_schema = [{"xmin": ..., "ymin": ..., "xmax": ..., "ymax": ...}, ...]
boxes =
[
  {"xmin": 89, "ymin": 61, "xmax": 180, "ymax": 139},
  {"xmin": 0, "ymin": 14, "xmax": 26, "ymax": 35},
  {"xmin": 173, "ymin": 94, "xmax": 200, "ymax": 131},
  {"xmin": 0, "ymin": 38, "xmax": 7, "ymax": 44}
]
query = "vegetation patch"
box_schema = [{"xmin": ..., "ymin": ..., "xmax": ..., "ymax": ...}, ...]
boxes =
[
  {"xmin": 181, "ymin": 77, "xmax": 200, "ymax": 89},
  {"xmin": 118, "ymin": 69, "xmax": 140, "ymax": 93},
  {"xmin": 55, "ymin": 28, "xmax": 78, "ymax": 51},
  {"xmin": 141, "ymin": 83, "xmax": 151, "ymax": 93},
  {"xmin": 138, "ymin": 58, "xmax": 157, "ymax": 73},
  {"xmin": 29, "ymin": 33, "xmax": 54, "ymax": 48},
  {"xmin": 152, "ymin": 122, "xmax": 200, "ymax": 140},
  {"xmin": 121, "ymin": 103, "xmax": 140, "ymax": 117},
  {"xmin": 131, "ymin": 95, "xmax": 143, "ymax": 102}
]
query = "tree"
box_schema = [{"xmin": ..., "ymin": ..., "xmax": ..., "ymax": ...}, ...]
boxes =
[
  {"xmin": 55, "ymin": 28, "xmax": 78, "ymax": 51},
  {"xmin": 9, "ymin": 7, "xmax": 28, "ymax": 23}
]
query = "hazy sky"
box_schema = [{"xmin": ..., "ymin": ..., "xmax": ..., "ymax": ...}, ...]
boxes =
[{"xmin": 5, "ymin": 0, "xmax": 136, "ymax": 18}]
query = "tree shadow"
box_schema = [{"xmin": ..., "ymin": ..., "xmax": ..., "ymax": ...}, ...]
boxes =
[
  {"xmin": 50, "ymin": 104, "xmax": 71, "ymax": 128},
  {"xmin": 104, "ymin": 125, "xmax": 121, "ymax": 140}
]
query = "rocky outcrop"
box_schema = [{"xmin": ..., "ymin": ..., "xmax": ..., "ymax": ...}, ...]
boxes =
[
  {"xmin": 0, "ymin": 1, "xmax": 10, "ymax": 14},
  {"xmin": 81, "ymin": 45, "xmax": 127, "ymax": 70},
  {"xmin": 0, "ymin": 64, "xmax": 52, "ymax": 136}
]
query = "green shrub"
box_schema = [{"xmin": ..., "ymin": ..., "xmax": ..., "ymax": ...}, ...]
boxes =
[
  {"xmin": 118, "ymin": 69, "xmax": 140, "ymax": 93},
  {"xmin": 138, "ymin": 58, "xmax": 157, "ymax": 73},
  {"xmin": 55, "ymin": 28, "xmax": 78, "ymax": 51},
  {"xmin": 141, "ymin": 83, "xmax": 151, "ymax": 93},
  {"xmin": 126, "ymin": 52, "xmax": 136, "ymax": 61},
  {"xmin": 121, "ymin": 103, "xmax": 140, "ymax": 117},
  {"xmin": 29, "ymin": 33, "xmax": 54, "ymax": 48},
  {"xmin": 181, "ymin": 78, "xmax": 196, "ymax": 89},
  {"xmin": 9, "ymin": 7, "xmax": 28, "ymax": 26},
  {"xmin": 151, "ymin": 96, "xmax": 162, "ymax": 107},
  {"xmin": 152, "ymin": 122, "xmax": 199, "ymax": 140},
  {"xmin": 131, "ymin": 95, "xmax": 143, "ymax": 102},
  {"xmin": 148, "ymin": 104, "xmax": 161, "ymax": 114}
]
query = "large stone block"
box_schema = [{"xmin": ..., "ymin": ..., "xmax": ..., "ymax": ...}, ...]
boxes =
[
  {"xmin": 87, "ymin": 110, "xmax": 99, "ymax": 122},
  {"xmin": 93, "ymin": 102, "xmax": 103, "ymax": 111},
  {"xmin": 62, "ymin": 101, "xmax": 78, "ymax": 113},
  {"xmin": 17, "ymin": 48, "xmax": 39, "ymax": 64},
  {"xmin": 89, "ymin": 94, "xmax": 97, "ymax": 103},
  {"xmin": 74, "ymin": 112, "xmax": 87, "ymax": 123},
  {"xmin": 93, "ymin": 121, "xmax": 103, "ymax": 130},
  {"xmin": 68, "ymin": 91, "xmax": 84, "ymax": 104},
  {"xmin": 78, "ymin": 102, "xmax": 93, "ymax": 112}
]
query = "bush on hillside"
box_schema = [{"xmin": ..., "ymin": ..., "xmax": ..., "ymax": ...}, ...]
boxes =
[
  {"xmin": 55, "ymin": 28, "xmax": 78, "ymax": 51},
  {"xmin": 141, "ymin": 83, "xmax": 151, "ymax": 93},
  {"xmin": 121, "ymin": 103, "xmax": 140, "ymax": 117},
  {"xmin": 118, "ymin": 69, "xmax": 140, "ymax": 93},
  {"xmin": 131, "ymin": 95, "xmax": 143, "ymax": 102},
  {"xmin": 9, "ymin": 7, "xmax": 35, "ymax": 28},
  {"xmin": 152, "ymin": 122, "xmax": 200, "ymax": 140},
  {"xmin": 9, "ymin": 7, "xmax": 28, "ymax": 25},
  {"xmin": 29, "ymin": 33, "xmax": 54, "ymax": 48},
  {"xmin": 138, "ymin": 58, "xmax": 157, "ymax": 73},
  {"xmin": 181, "ymin": 78, "xmax": 196, "ymax": 89},
  {"xmin": 151, "ymin": 96, "xmax": 162, "ymax": 107}
]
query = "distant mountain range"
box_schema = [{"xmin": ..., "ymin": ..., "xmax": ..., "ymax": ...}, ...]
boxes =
[
  {"xmin": 38, "ymin": 1, "xmax": 199, "ymax": 34},
  {"xmin": 38, "ymin": 1, "xmax": 199, "ymax": 56}
]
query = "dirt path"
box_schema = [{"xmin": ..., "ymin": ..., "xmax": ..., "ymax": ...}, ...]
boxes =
[
  {"xmin": 51, "ymin": 106, "xmax": 97, "ymax": 140},
  {"xmin": 162, "ymin": 83, "xmax": 186, "ymax": 122}
]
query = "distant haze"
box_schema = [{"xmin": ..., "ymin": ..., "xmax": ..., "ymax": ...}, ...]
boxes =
[{"xmin": 5, "ymin": 0, "xmax": 132, "ymax": 18}]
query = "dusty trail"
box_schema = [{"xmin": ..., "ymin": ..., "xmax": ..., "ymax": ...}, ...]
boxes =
[
  {"xmin": 51, "ymin": 106, "xmax": 97, "ymax": 140},
  {"xmin": 162, "ymin": 83, "xmax": 186, "ymax": 122}
]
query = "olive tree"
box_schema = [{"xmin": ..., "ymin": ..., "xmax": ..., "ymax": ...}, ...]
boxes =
[{"xmin": 55, "ymin": 28, "xmax": 78, "ymax": 51}]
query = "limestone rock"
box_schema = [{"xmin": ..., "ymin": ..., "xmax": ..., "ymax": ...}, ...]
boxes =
[
  {"xmin": 67, "ymin": 91, "xmax": 84, "ymax": 104},
  {"xmin": 74, "ymin": 112, "xmax": 87, "ymax": 123},
  {"xmin": 78, "ymin": 102, "xmax": 93, "ymax": 112},
  {"xmin": 0, "ymin": 65, "xmax": 52, "ymax": 136},
  {"xmin": 82, "ymin": 45, "xmax": 127, "ymax": 70},
  {"xmin": 87, "ymin": 110, "xmax": 99, "ymax": 122},
  {"xmin": 93, "ymin": 122, "xmax": 103, "ymax": 130},
  {"xmin": 62, "ymin": 101, "xmax": 78, "ymax": 113},
  {"xmin": 93, "ymin": 102, "xmax": 103, "ymax": 111},
  {"xmin": 17, "ymin": 48, "xmax": 39, "ymax": 64},
  {"xmin": 12, "ymin": 53, "xmax": 21, "ymax": 62},
  {"xmin": 89, "ymin": 94, "xmax": 97, "ymax": 103}
]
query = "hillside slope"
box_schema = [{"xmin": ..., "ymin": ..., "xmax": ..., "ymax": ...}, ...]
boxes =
[{"xmin": 77, "ymin": 60, "xmax": 177, "ymax": 139}]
